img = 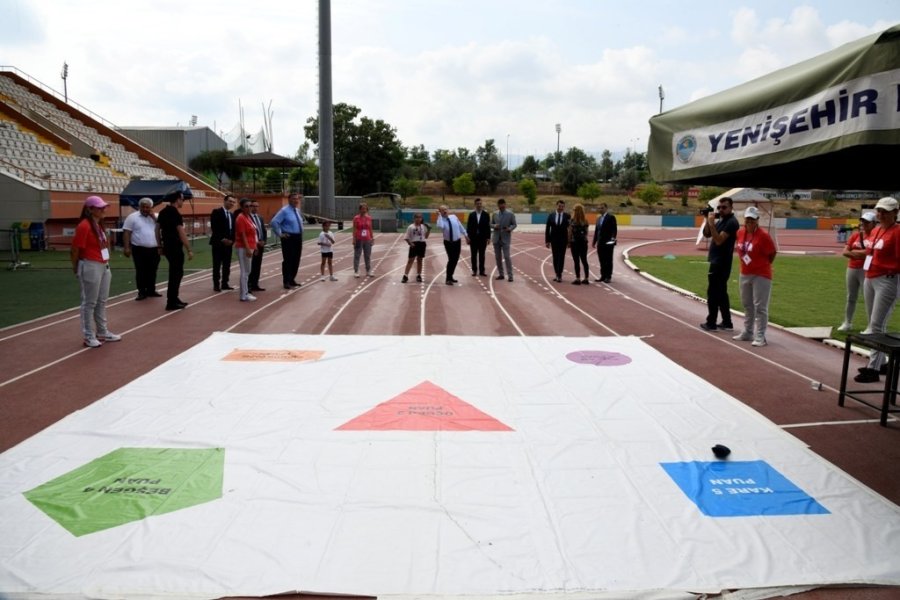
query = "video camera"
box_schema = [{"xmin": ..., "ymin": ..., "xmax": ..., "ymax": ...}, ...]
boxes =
[{"xmin": 699, "ymin": 206, "xmax": 718, "ymax": 217}]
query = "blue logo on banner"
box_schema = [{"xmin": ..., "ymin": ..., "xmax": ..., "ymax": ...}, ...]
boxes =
[{"xmin": 660, "ymin": 460, "xmax": 829, "ymax": 517}]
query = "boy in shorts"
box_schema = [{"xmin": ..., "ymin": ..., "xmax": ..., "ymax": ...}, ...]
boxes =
[{"xmin": 318, "ymin": 220, "xmax": 337, "ymax": 281}]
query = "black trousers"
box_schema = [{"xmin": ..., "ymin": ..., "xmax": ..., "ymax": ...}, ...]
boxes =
[
  {"xmin": 571, "ymin": 239, "xmax": 589, "ymax": 279},
  {"xmin": 132, "ymin": 245, "xmax": 160, "ymax": 295},
  {"xmin": 706, "ymin": 261, "xmax": 733, "ymax": 326},
  {"xmin": 249, "ymin": 246, "xmax": 264, "ymax": 288},
  {"xmin": 444, "ymin": 239, "xmax": 461, "ymax": 281},
  {"xmin": 598, "ymin": 244, "xmax": 615, "ymax": 280},
  {"xmin": 164, "ymin": 248, "xmax": 184, "ymax": 304},
  {"xmin": 211, "ymin": 244, "xmax": 232, "ymax": 287},
  {"xmin": 470, "ymin": 236, "xmax": 488, "ymax": 274},
  {"xmin": 551, "ymin": 241, "xmax": 567, "ymax": 278},
  {"xmin": 281, "ymin": 234, "xmax": 303, "ymax": 285}
]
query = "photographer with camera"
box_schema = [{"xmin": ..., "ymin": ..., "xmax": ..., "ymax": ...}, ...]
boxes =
[{"xmin": 700, "ymin": 197, "xmax": 739, "ymax": 332}]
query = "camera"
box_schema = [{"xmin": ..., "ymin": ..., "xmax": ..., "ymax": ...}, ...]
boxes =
[{"xmin": 699, "ymin": 207, "xmax": 715, "ymax": 216}]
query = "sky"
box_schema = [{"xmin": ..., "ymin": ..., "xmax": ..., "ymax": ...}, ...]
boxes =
[{"xmin": 0, "ymin": 0, "xmax": 896, "ymax": 166}]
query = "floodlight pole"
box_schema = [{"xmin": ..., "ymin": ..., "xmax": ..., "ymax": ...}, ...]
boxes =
[
  {"xmin": 61, "ymin": 62, "xmax": 68, "ymax": 103},
  {"xmin": 555, "ymin": 123, "xmax": 561, "ymax": 154},
  {"xmin": 318, "ymin": 0, "xmax": 335, "ymax": 218},
  {"xmin": 658, "ymin": 84, "xmax": 665, "ymax": 114}
]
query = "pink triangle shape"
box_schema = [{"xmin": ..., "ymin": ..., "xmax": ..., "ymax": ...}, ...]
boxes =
[{"xmin": 335, "ymin": 380, "xmax": 513, "ymax": 431}]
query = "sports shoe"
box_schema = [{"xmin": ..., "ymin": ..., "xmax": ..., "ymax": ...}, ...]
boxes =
[
  {"xmin": 329, "ymin": 276, "xmax": 338, "ymax": 281},
  {"xmin": 836, "ymin": 322, "xmax": 852, "ymax": 332},
  {"xmin": 751, "ymin": 338, "xmax": 767, "ymax": 347},
  {"xmin": 99, "ymin": 332, "xmax": 122, "ymax": 342},
  {"xmin": 84, "ymin": 338, "xmax": 102, "ymax": 348},
  {"xmin": 732, "ymin": 331, "xmax": 753, "ymax": 341},
  {"xmin": 572, "ymin": 280, "xmax": 581, "ymax": 285},
  {"xmin": 717, "ymin": 322, "xmax": 734, "ymax": 331},
  {"xmin": 354, "ymin": 271, "xmax": 360, "ymax": 278},
  {"xmin": 416, "ymin": 275, "xmax": 423, "ymax": 283},
  {"xmin": 401, "ymin": 275, "xmax": 409, "ymax": 283},
  {"xmin": 699, "ymin": 322, "xmax": 717, "ymax": 331}
]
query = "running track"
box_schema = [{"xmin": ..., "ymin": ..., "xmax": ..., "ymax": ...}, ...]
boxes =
[{"xmin": 1, "ymin": 227, "xmax": 895, "ymax": 600}]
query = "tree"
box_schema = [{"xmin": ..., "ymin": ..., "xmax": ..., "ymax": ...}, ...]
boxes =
[
  {"xmin": 452, "ymin": 172, "xmax": 475, "ymax": 197},
  {"xmin": 577, "ymin": 182, "xmax": 602, "ymax": 204},
  {"xmin": 432, "ymin": 148, "xmax": 476, "ymax": 189},
  {"xmin": 474, "ymin": 139, "xmax": 505, "ymax": 193},
  {"xmin": 613, "ymin": 167, "xmax": 640, "ymax": 192},
  {"xmin": 304, "ymin": 102, "xmax": 405, "ymax": 194},
  {"xmin": 599, "ymin": 150, "xmax": 614, "ymax": 183},
  {"xmin": 554, "ymin": 147, "xmax": 598, "ymax": 195},
  {"xmin": 391, "ymin": 175, "xmax": 420, "ymax": 200},
  {"xmin": 520, "ymin": 155, "xmax": 540, "ymax": 178},
  {"xmin": 637, "ymin": 182, "xmax": 664, "ymax": 212},
  {"xmin": 519, "ymin": 178, "xmax": 537, "ymax": 206},
  {"xmin": 188, "ymin": 149, "xmax": 243, "ymax": 186},
  {"xmin": 697, "ymin": 187, "xmax": 726, "ymax": 204}
]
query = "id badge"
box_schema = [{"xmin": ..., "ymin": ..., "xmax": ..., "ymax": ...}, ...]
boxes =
[
  {"xmin": 361, "ymin": 229, "xmax": 368, "ymax": 238},
  {"xmin": 101, "ymin": 248, "xmax": 110, "ymax": 261},
  {"xmin": 863, "ymin": 255, "xmax": 873, "ymax": 271},
  {"xmin": 742, "ymin": 254, "xmax": 752, "ymax": 265}
]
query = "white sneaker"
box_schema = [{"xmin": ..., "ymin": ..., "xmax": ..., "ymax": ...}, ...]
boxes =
[
  {"xmin": 99, "ymin": 332, "xmax": 122, "ymax": 342},
  {"xmin": 84, "ymin": 338, "xmax": 102, "ymax": 348},
  {"xmin": 367, "ymin": 271, "xmax": 374, "ymax": 277},
  {"xmin": 329, "ymin": 276, "xmax": 338, "ymax": 281},
  {"xmin": 732, "ymin": 331, "xmax": 753, "ymax": 341},
  {"xmin": 751, "ymin": 338, "xmax": 767, "ymax": 347},
  {"xmin": 836, "ymin": 322, "xmax": 852, "ymax": 332},
  {"xmin": 241, "ymin": 294, "xmax": 257, "ymax": 302},
  {"xmin": 354, "ymin": 271, "xmax": 360, "ymax": 278}
]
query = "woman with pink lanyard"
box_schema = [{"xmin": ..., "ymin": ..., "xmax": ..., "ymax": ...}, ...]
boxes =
[
  {"xmin": 838, "ymin": 211, "xmax": 877, "ymax": 332},
  {"xmin": 70, "ymin": 196, "xmax": 121, "ymax": 348},
  {"xmin": 854, "ymin": 197, "xmax": 900, "ymax": 384}
]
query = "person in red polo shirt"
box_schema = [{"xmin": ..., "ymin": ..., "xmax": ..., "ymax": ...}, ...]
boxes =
[
  {"xmin": 70, "ymin": 196, "xmax": 121, "ymax": 348},
  {"xmin": 855, "ymin": 197, "xmax": 900, "ymax": 383},
  {"xmin": 731, "ymin": 206, "xmax": 777, "ymax": 347},
  {"xmin": 838, "ymin": 211, "xmax": 877, "ymax": 332}
]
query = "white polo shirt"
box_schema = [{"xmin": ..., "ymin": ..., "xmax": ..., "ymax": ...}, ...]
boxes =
[{"xmin": 122, "ymin": 211, "xmax": 158, "ymax": 248}]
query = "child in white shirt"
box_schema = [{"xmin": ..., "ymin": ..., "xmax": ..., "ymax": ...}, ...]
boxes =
[{"xmin": 317, "ymin": 221, "xmax": 337, "ymax": 281}]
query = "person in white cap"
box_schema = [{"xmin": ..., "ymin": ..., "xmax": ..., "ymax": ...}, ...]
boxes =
[
  {"xmin": 731, "ymin": 205, "xmax": 777, "ymax": 347},
  {"xmin": 70, "ymin": 196, "xmax": 122, "ymax": 347},
  {"xmin": 855, "ymin": 196, "xmax": 900, "ymax": 384},
  {"xmin": 838, "ymin": 211, "xmax": 878, "ymax": 332}
]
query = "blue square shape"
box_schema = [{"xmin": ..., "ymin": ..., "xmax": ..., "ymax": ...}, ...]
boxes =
[{"xmin": 660, "ymin": 460, "xmax": 829, "ymax": 517}]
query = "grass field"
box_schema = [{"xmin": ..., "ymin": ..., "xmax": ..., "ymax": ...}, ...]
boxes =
[
  {"xmin": 629, "ymin": 255, "xmax": 900, "ymax": 340},
  {"xmin": 0, "ymin": 231, "xmax": 322, "ymax": 329}
]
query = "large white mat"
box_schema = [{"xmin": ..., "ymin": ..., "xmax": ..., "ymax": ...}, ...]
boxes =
[{"xmin": 2, "ymin": 333, "xmax": 899, "ymax": 599}]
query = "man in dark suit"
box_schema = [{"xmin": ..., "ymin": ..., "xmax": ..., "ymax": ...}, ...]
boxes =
[
  {"xmin": 209, "ymin": 195, "xmax": 236, "ymax": 291},
  {"xmin": 592, "ymin": 202, "xmax": 618, "ymax": 283},
  {"xmin": 466, "ymin": 197, "xmax": 491, "ymax": 276},
  {"xmin": 248, "ymin": 200, "xmax": 267, "ymax": 291},
  {"xmin": 545, "ymin": 200, "xmax": 571, "ymax": 282}
]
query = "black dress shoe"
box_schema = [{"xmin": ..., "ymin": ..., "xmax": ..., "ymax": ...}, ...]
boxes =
[
  {"xmin": 135, "ymin": 294, "xmax": 147, "ymax": 301},
  {"xmin": 250, "ymin": 286, "xmax": 265, "ymax": 292},
  {"xmin": 165, "ymin": 302, "xmax": 187, "ymax": 311},
  {"xmin": 496, "ymin": 274, "xmax": 505, "ymax": 280},
  {"xmin": 147, "ymin": 291, "xmax": 162, "ymax": 297},
  {"xmin": 446, "ymin": 279, "xmax": 454, "ymax": 285},
  {"xmin": 700, "ymin": 322, "xmax": 717, "ymax": 331},
  {"xmin": 480, "ymin": 272, "xmax": 487, "ymax": 276},
  {"xmin": 213, "ymin": 286, "xmax": 221, "ymax": 292},
  {"xmin": 450, "ymin": 278, "xmax": 459, "ymax": 283},
  {"xmin": 221, "ymin": 284, "xmax": 235, "ymax": 290},
  {"xmin": 595, "ymin": 277, "xmax": 603, "ymax": 282},
  {"xmin": 284, "ymin": 284, "xmax": 292, "ymax": 290},
  {"xmin": 854, "ymin": 368, "xmax": 880, "ymax": 383}
]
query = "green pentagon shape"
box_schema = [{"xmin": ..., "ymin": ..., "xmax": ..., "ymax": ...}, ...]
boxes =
[{"xmin": 24, "ymin": 447, "xmax": 224, "ymax": 537}]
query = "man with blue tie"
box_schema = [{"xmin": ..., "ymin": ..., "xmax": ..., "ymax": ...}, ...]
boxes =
[
  {"xmin": 436, "ymin": 205, "xmax": 469, "ymax": 285},
  {"xmin": 270, "ymin": 193, "xmax": 304, "ymax": 289}
]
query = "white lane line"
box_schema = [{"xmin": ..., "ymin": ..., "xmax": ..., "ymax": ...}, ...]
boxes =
[{"xmin": 782, "ymin": 417, "xmax": 893, "ymax": 428}]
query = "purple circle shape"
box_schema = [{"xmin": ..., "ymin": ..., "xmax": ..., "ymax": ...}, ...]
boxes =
[{"xmin": 566, "ymin": 350, "xmax": 632, "ymax": 366}]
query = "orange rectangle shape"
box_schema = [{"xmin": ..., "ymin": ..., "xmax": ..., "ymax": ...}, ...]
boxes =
[{"xmin": 222, "ymin": 349, "xmax": 325, "ymax": 362}]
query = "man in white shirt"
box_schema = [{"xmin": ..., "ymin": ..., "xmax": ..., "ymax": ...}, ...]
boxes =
[
  {"xmin": 436, "ymin": 205, "xmax": 469, "ymax": 285},
  {"xmin": 122, "ymin": 197, "xmax": 161, "ymax": 300}
]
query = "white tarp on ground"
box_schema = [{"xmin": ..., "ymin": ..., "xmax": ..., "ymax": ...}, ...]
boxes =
[{"xmin": 1, "ymin": 333, "xmax": 900, "ymax": 599}]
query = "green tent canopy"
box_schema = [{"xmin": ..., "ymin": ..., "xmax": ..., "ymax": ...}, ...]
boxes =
[{"xmin": 648, "ymin": 24, "xmax": 900, "ymax": 190}]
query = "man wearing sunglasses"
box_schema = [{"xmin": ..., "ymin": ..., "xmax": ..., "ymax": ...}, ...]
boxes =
[{"xmin": 700, "ymin": 197, "xmax": 739, "ymax": 331}]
